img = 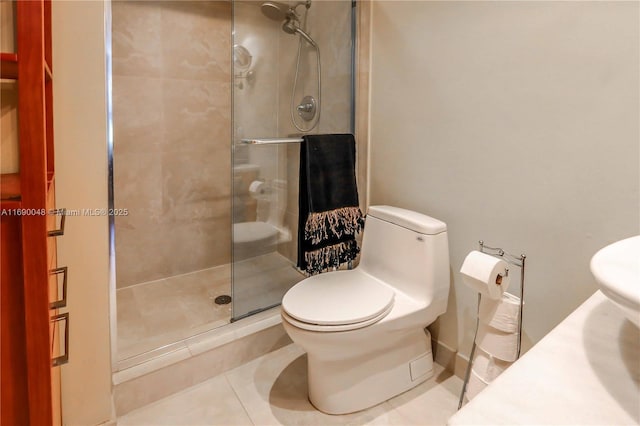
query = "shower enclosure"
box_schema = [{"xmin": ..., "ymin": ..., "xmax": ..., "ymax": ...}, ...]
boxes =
[{"xmin": 111, "ymin": 0, "xmax": 355, "ymax": 364}]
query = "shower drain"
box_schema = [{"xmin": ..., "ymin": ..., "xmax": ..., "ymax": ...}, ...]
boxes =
[{"xmin": 214, "ymin": 295, "xmax": 232, "ymax": 305}]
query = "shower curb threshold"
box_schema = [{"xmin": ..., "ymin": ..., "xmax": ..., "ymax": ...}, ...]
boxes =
[
  {"xmin": 112, "ymin": 307, "xmax": 291, "ymax": 416},
  {"xmin": 114, "ymin": 307, "xmax": 283, "ymax": 382}
]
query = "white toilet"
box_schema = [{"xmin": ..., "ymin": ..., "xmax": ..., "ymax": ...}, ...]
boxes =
[{"xmin": 281, "ymin": 205, "xmax": 450, "ymax": 414}]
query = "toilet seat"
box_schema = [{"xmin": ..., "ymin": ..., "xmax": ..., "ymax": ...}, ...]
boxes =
[
  {"xmin": 282, "ymin": 303, "xmax": 393, "ymax": 332},
  {"xmin": 281, "ymin": 270, "xmax": 395, "ymax": 332}
]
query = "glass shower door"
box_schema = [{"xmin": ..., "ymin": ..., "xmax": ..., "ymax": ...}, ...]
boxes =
[
  {"xmin": 231, "ymin": 141, "xmax": 302, "ymax": 319},
  {"xmin": 231, "ymin": 0, "xmax": 355, "ymax": 320}
]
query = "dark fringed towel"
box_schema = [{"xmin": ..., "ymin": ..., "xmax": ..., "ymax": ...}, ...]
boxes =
[{"xmin": 297, "ymin": 134, "xmax": 364, "ymax": 275}]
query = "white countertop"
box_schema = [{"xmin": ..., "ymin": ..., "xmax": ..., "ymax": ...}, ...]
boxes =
[{"xmin": 449, "ymin": 291, "xmax": 640, "ymax": 425}]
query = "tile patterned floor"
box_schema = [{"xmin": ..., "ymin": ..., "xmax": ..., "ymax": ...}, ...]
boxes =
[
  {"xmin": 117, "ymin": 253, "xmax": 303, "ymax": 361},
  {"xmin": 118, "ymin": 344, "xmax": 463, "ymax": 425}
]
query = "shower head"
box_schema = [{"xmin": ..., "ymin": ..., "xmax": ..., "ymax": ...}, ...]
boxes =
[
  {"xmin": 260, "ymin": 1, "xmax": 292, "ymax": 21},
  {"xmin": 281, "ymin": 16, "xmax": 298, "ymax": 35},
  {"xmin": 261, "ymin": 1, "xmax": 311, "ymax": 21},
  {"xmin": 282, "ymin": 18, "xmax": 317, "ymax": 48},
  {"xmin": 261, "ymin": 1, "xmax": 317, "ymax": 48}
]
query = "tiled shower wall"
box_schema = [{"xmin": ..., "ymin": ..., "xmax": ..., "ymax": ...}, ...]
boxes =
[
  {"xmin": 112, "ymin": 1, "xmax": 232, "ymax": 288},
  {"xmin": 233, "ymin": 0, "xmax": 356, "ymax": 263},
  {"xmin": 277, "ymin": 1, "xmax": 356, "ymax": 262}
]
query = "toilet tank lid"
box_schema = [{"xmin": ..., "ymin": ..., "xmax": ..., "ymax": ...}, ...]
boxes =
[{"xmin": 367, "ymin": 205, "xmax": 447, "ymax": 235}]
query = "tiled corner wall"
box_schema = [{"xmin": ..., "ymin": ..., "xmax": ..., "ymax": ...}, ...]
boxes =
[
  {"xmin": 233, "ymin": 0, "xmax": 363, "ymax": 264},
  {"xmin": 112, "ymin": 1, "xmax": 232, "ymax": 288},
  {"xmin": 278, "ymin": 0, "xmax": 358, "ymax": 262},
  {"xmin": 112, "ymin": 0, "xmax": 368, "ymax": 284}
]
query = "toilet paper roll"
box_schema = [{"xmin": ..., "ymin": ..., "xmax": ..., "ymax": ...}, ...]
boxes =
[
  {"xmin": 476, "ymin": 323, "xmax": 519, "ymax": 362},
  {"xmin": 248, "ymin": 180, "xmax": 266, "ymax": 197},
  {"xmin": 460, "ymin": 251, "xmax": 510, "ymax": 300},
  {"xmin": 465, "ymin": 369, "xmax": 489, "ymax": 401},
  {"xmin": 472, "ymin": 347, "xmax": 512, "ymax": 383},
  {"xmin": 478, "ymin": 292, "xmax": 522, "ymax": 333}
]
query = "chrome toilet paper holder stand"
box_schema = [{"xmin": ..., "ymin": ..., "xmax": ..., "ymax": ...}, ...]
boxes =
[{"xmin": 458, "ymin": 240, "xmax": 527, "ymax": 409}]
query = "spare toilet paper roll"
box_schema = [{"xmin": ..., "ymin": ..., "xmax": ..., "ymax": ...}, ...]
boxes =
[
  {"xmin": 472, "ymin": 347, "xmax": 512, "ymax": 383},
  {"xmin": 248, "ymin": 180, "xmax": 266, "ymax": 197},
  {"xmin": 465, "ymin": 369, "xmax": 489, "ymax": 401},
  {"xmin": 476, "ymin": 322, "xmax": 519, "ymax": 362},
  {"xmin": 460, "ymin": 251, "xmax": 511, "ymax": 299},
  {"xmin": 478, "ymin": 292, "xmax": 521, "ymax": 333}
]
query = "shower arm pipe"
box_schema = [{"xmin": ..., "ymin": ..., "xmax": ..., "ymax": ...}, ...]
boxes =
[{"xmin": 240, "ymin": 137, "xmax": 303, "ymax": 145}]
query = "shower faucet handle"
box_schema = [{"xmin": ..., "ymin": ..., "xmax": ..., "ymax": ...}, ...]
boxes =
[
  {"xmin": 297, "ymin": 102, "xmax": 314, "ymax": 113},
  {"xmin": 296, "ymin": 95, "xmax": 317, "ymax": 122}
]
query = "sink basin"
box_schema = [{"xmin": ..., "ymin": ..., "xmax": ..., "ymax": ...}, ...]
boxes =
[{"xmin": 590, "ymin": 235, "xmax": 640, "ymax": 327}]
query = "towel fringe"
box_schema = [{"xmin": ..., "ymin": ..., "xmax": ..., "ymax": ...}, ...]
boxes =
[
  {"xmin": 304, "ymin": 239, "xmax": 360, "ymax": 275},
  {"xmin": 304, "ymin": 206, "xmax": 364, "ymax": 245}
]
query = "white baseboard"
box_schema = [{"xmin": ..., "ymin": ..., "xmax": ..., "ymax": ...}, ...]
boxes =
[{"xmin": 431, "ymin": 338, "xmax": 469, "ymax": 380}]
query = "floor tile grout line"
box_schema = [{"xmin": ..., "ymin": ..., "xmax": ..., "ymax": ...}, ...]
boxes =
[{"xmin": 223, "ymin": 372, "xmax": 258, "ymax": 426}]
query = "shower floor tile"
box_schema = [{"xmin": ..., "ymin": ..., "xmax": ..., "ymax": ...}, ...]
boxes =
[
  {"xmin": 117, "ymin": 265, "xmax": 232, "ymax": 360},
  {"xmin": 117, "ymin": 252, "xmax": 303, "ymax": 362},
  {"xmin": 232, "ymin": 252, "xmax": 304, "ymax": 318},
  {"xmin": 117, "ymin": 343, "xmax": 463, "ymax": 425}
]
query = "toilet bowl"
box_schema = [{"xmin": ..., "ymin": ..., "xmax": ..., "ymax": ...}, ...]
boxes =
[{"xmin": 281, "ymin": 205, "xmax": 450, "ymax": 414}]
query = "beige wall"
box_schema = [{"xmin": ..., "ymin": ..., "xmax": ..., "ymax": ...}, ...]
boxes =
[
  {"xmin": 369, "ymin": 1, "xmax": 639, "ymax": 355},
  {"xmin": 112, "ymin": 1, "xmax": 232, "ymax": 288},
  {"xmin": 52, "ymin": 1, "xmax": 113, "ymax": 424},
  {"xmin": 355, "ymin": 0, "xmax": 371, "ymax": 212}
]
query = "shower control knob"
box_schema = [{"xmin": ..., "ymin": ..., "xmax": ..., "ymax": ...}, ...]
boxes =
[{"xmin": 296, "ymin": 95, "xmax": 317, "ymax": 121}]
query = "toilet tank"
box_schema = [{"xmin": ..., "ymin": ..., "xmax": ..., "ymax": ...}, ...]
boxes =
[{"xmin": 359, "ymin": 206, "xmax": 450, "ymax": 309}]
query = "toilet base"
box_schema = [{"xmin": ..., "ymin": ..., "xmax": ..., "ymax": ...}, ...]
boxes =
[{"xmin": 306, "ymin": 329, "xmax": 433, "ymax": 415}]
